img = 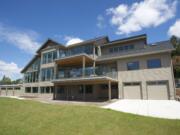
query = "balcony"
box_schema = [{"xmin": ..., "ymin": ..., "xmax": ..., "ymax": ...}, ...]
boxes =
[
  {"xmin": 52, "ymin": 67, "xmax": 118, "ymax": 84},
  {"xmin": 55, "ymin": 53, "xmax": 94, "ymax": 66}
]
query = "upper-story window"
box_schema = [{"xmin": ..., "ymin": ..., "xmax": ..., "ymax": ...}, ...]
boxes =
[
  {"xmin": 147, "ymin": 59, "xmax": 161, "ymax": 69},
  {"xmin": 41, "ymin": 67, "xmax": 54, "ymax": 81},
  {"xmin": 127, "ymin": 61, "xmax": 139, "ymax": 70},
  {"xmin": 59, "ymin": 45, "xmax": 93, "ymax": 58},
  {"xmin": 32, "ymin": 59, "xmax": 40, "ymax": 70},
  {"xmin": 42, "ymin": 51, "xmax": 57, "ymax": 64},
  {"xmin": 109, "ymin": 44, "xmax": 134, "ymax": 54}
]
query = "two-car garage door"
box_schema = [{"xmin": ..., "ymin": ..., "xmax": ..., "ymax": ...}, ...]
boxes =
[
  {"xmin": 147, "ymin": 81, "xmax": 169, "ymax": 100},
  {"xmin": 123, "ymin": 80, "xmax": 169, "ymax": 100}
]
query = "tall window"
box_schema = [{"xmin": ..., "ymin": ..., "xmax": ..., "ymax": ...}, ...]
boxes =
[
  {"xmin": 41, "ymin": 68, "xmax": 54, "ymax": 81},
  {"xmin": 127, "ymin": 61, "xmax": 139, "ymax": 70},
  {"xmin": 24, "ymin": 71, "xmax": 39, "ymax": 83},
  {"xmin": 42, "ymin": 51, "xmax": 57, "ymax": 64},
  {"xmin": 147, "ymin": 59, "xmax": 161, "ymax": 69}
]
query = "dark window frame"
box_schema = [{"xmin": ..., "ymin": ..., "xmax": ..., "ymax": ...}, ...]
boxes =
[
  {"xmin": 127, "ymin": 61, "xmax": 139, "ymax": 70},
  {"xmin": 147, "ymin": 58, "xmax": 161, "ymax": 69}
]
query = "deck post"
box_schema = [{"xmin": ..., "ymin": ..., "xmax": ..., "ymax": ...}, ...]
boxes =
[
  {"xmin": 83, "ymin": 85, "xmax": 86, "ymax": 101},
  {"xmin": 82, "ymin": 56, "xmax": 86, "ymax": 77},
  {"xmin": 93, "ymin": 61, "xmax": 96, "ymax": 75},
  {"xmin": 93, "ymin": 45, "xmax": 95, "ymax": 59},
  {"xmin": 108, "ymin": 81, "xmax": 111, "ymax": 101},
  {"xmin": 54, "ymin": 63, "xmax": 58, "ymax": 79},
  {"xmin": 13, "ymin": 86, "xmax": 15, "ymax": 96},
  {"xmin": 53, "ymin": 86, "xmax": 56, "ymax": 100},
  {"xmin": 6, "ymin": 87, "xmax": 8, "ymax": 96}
]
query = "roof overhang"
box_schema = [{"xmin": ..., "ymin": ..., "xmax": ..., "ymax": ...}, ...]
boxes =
[
  {"xmin": 52, "ymin": 76, "xmax": 118, "ymax": 85},
  {"xmin": 100, "ymin": 34, "xmax": 147, "ymax": 47},
  {"xmin": 55, "ymin": 53, "xmax": 94, "ymax": 66},
  {"xmin": 97, "ymin": 49, "xmax": 174, "ymax": 62}
]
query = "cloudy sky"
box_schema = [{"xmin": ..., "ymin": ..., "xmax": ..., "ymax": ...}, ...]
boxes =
[{"xmin": 0, "ymin": 0, "xmax": 179, "ymax": 80}]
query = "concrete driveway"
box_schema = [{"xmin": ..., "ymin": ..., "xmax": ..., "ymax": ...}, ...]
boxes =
[{"xmin": 103, "ymin": 100, "xmax": 180, "ymax": 119}]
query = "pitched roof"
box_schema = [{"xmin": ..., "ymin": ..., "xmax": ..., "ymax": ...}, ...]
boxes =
[
  {"xmin": 100, "ymin": 34, "xmax": 147, "ymax": 47},
  {"xmin": 36, "ymin": 39, "xmax": 65, "ymax": 53},
  {"xmin": 21, "ymin": 55, "xmax": 39, "ymax": 73}
]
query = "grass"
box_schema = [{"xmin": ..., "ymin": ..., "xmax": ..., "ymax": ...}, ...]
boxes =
[{"xmin": 0, "ymin": 98, "xmax": 180, "ymax": 135}]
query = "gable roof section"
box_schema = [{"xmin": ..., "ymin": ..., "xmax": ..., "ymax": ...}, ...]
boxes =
[
  {"xmin": 36, "ymin": 39, "xmax": 65, "ymax": 53},
  {"xmin": 21, "ymin": 55, "xmax": 39, "ymax": 73}
]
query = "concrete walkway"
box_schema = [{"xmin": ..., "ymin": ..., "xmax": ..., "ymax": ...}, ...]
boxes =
[{"xmin": 103, "ymin": 100, "xmax": 180, "ymax": 119}]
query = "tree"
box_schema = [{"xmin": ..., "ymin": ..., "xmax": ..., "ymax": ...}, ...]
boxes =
[
  {"xmin": 0, "ymin": 75, "xmax": 12, "ymax": 84},
  {"xmin": 12, "ymin": 79, "xmax": 22, "ymax": 84},
  {"xmin": 171, "ymin": 36, "xmax": 180, "ymax": 57},
  {"xmin": 170, "ymin": 36, "xmax": 180, "ymax": 79}
]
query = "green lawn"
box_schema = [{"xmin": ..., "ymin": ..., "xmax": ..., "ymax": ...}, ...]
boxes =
[{"xmin": 0, "ymin": 98, "xmax": 180, "ymax": 135}]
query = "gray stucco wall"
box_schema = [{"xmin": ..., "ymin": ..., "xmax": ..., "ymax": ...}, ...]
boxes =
[{"xmin": 117, "ymin": 52, "xmax": 175, "ymax": 99}]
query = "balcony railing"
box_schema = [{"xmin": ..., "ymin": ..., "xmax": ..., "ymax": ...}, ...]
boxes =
[{"xmin": 54, "ymin": 67, "xmax": 118, "ymax": 80}]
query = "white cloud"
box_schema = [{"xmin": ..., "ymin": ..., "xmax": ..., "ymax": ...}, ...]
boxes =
[
  {"xmin": 168, "ymin": 19, "xmax": 180, "ymax": 38},
  {"xmin": 106, "ymin": 0, "xmax": 177, "ymax": 35},
  {"xmin": 0, "ymin": 23, "xmax": 41, "ymax": 54},
  {"xmin": 64, "ymin": 36, "xmax": 83, "ymax": 46},
  {"xmin": 97, "ymin": 15, "xmax": 106, "ymax": 29},
  {"xmin": 0, "ymin": 60, "xmax": 22, "ymax": 80}
]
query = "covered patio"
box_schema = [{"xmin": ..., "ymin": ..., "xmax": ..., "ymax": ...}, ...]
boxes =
[{"xmin": 52, "ymin": 77, "xmax": 118, "ymax": 101}]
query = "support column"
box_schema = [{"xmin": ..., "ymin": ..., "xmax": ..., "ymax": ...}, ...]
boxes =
[
  {"xmin": 83, "ymin": 85, "xmax": 86, "ymax": 101},
  {"xmin": 108, "ymin": 81, "xmax": 111, "ymax": 101},
  {"xmin": 66, "ymin": 87, "xmax": 69, "ymax": 100},
  {"xmin": 38, "ymin": 86, "xmax": 41, "ymax": 94},
  {"xmin": 54, "ymin": 63, "xmax": 58, "ymax": 79},
  {"xmin": 93, "ymin": 46, "xmax": 96, "ymax": 59},
  {"xmin": 0, "ymin": 86, "xmax": 1, "ymax": 96},
  {"xmin": 82, "ymin": 56, "xmax": 86, "ymax": 77},
  {"xmin": 97, "ymin": 46, "xmax": 101, "ymax": 56},
  {"xmin": 6, "ymin": 87, "xmax": 8, "ymax": 96},
  {"xmin": 53, "ymin": 86, "xmax": 56, "ymax": 100},
  {"xmin": 13, "ymin": 86, "xmax": 15, "ymax": 96},
  {"xmin": 93, "ymin": 61, "xmax": 96, "ymax": 75}
]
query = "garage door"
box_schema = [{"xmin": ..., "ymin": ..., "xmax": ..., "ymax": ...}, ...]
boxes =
[
  {"xmin": 147, "ymin": 81, "xmax": 169, "ymax": 100},
  {"xmin": 123, "ymin": 82, "xmax": 142, "ymax": 99}
]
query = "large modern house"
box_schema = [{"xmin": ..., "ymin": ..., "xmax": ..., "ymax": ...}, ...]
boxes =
[{"xmin": 21, "ymin": 34, "xmax": 175, "ymax": 101}]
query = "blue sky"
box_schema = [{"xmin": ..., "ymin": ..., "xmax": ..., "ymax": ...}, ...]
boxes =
[{"xmin": 0, "ymin": 0, "xmax": 179, "ymax": 80}]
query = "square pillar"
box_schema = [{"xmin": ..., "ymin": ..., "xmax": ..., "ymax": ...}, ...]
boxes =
[
  {"xmin": 83, "ymin": 85, "xmax": 86, "ymax": 101},
  {"xmin": 53, "ymin": 86, "xmax": 57, "ymax": 100},
  {"xmin": 6, "ymin": 87, "xmax": 8, "ymax": 96},
  {"xmin": 93, "ymin": 61, "xmax": 96, "ymax": 75},
  {"xmin": 108, "ymin": 81, "xmax": 111, "ymax": 101},
  {"xmin": 13, "ymin": 86, "xmax": 15, "ymax": 96},
  {"xmin": 82, "ymin": 56, "xmax": 86, "ymax": 77},
  {"xmin": 93, "ymin": 46, "xmax": 96, "ymax": 59},
  {"xmin": 54, "ymin": 63, "xmax": 58, "ymax": 79}
]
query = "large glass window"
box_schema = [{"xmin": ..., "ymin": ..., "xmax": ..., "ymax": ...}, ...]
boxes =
[
  {"xmin": 25, "ymin": 87, "xmax": 31, "ymax": 93},
  {"xmin": 147, "ymin": 59, "xmax": 161, "ymax": 69},
  {"xmin": 24, "ymin": 71, "xmax": 39, "ymax": 83},
  {"xmin": 109, "ymin": 44, "xmax": 134, "ymax": 53},
  {"xmin": 42, "ymin": 51, "xmax": 57, "ymax": 64},
  {"xmin": 127, "ymin": 61, "xmax": 139, "ymax": 70},
  {"xmin": 41, "ymin": 68, "xmax": 54, "ymax": 81}
]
